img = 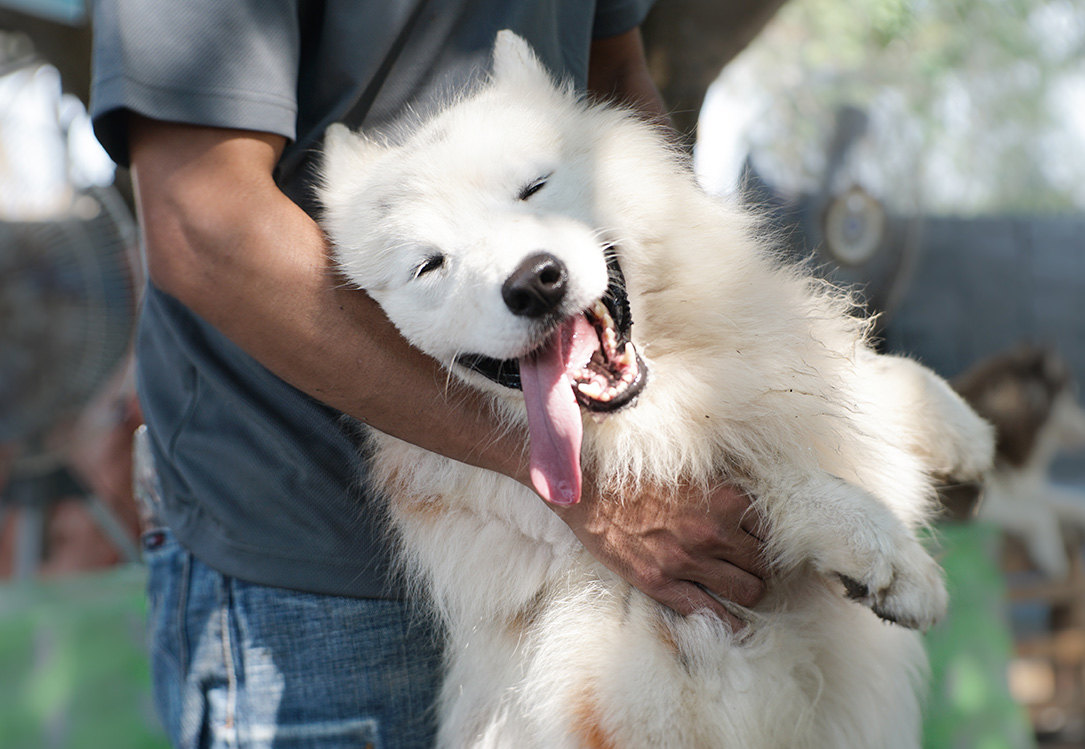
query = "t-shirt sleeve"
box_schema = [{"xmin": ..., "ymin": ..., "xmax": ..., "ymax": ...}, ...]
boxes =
[
  {"xmin": 90, "ymin": 0, "xmax": 301, "ymax": 167},
  {"xmin": 592, "ymin": 0, "xmax": 656, "ymax": 39}
]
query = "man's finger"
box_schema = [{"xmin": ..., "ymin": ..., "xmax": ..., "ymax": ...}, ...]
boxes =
[
  {"xmin": 691, "ymin": 559, "xmax": 767, "ymax": 609},
  {"xmin": 701, "ymin": 527, "xmax": 772, "ymax": 580},
  {"xmin": 737, "ymin": 505, "xmax": 769, "ymax": 543},
  {"xmin": 702, "ymin": 481, "xmax": 768, "ymax": 543},
  {"xmin": 735, "ymin": 529, "xmax": 773, "ymax": 579},
  {"xmin": 654, "ymin": 580, "xmax": 748, "ymax": 632}
]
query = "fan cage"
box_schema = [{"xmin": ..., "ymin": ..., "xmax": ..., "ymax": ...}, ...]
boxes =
[{"xmin": 0, "ymin": 184, "xmax": 140, "ymax": 449}]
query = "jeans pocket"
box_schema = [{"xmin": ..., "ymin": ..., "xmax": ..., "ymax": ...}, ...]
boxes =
[{"xmin": 144, "ymin": 528, "xmax": 185, "ymax": 654}]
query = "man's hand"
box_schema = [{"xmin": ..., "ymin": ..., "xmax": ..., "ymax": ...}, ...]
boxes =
[{"xmin": 548, "ymin": 478, "xmax": 769, "ymax": 630}]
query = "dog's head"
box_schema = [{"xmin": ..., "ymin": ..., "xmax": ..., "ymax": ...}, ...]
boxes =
[{"xmin": 319, "ymin": 31, "xmax": 654, "ymax": 503}]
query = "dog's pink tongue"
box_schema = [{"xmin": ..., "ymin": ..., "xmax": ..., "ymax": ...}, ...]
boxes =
[{"xmin": 519, "ymin": 317, "xmax": 596, "ymax": 505}]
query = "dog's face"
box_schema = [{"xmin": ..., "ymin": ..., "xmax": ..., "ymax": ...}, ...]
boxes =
[
  {"xmin": 320, "ymin": 32, "xmax": 649, "ymax": 503},
  {"xmin": 323, "ymin": 109, "xmax": 606, "ymax": 364}
]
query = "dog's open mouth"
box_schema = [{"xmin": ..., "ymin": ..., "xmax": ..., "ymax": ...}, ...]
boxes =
[
  {"xmin": 456, "ymin": 256, "xmax": 647, "ymax": 505},
  {"xmin": 457, "ymin": 294, "xmax": 646, "ymax": 412},
  {"xmin": 566, "ymin": 299, "xmax": 646, "ymax": 411}
]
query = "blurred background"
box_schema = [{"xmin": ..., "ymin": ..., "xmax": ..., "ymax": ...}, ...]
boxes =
[{"xmin": 1, "ymin": 0, "xmax": 1083, "ymax": 747}]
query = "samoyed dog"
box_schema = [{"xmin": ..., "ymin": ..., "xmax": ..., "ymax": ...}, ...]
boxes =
[{"xmin": 319, "ymin": 31, "xmax": 994, "ymax": 749}]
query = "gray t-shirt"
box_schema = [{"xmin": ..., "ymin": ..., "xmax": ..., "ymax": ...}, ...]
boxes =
[{"xmin": 91, "ymin": 0, "xmax": 652, "ymax": 598}]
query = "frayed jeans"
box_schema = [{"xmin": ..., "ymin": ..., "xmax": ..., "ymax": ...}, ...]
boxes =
[{"xmin": 135, "ymin": 430, "xmax": 442, "ymax": 748}]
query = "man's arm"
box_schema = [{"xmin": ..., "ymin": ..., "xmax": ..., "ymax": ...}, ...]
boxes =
[
  {"xmin": 129, "ymin": 121, "xmax": 525, "ymax": 482},
  {"xmin": 588, "ymin": 27, "xmax": 668, "ymax": 123}
]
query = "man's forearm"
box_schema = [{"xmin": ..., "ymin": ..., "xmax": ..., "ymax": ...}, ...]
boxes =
[{"xmin": 588, "ymin": 28, "xmax": 668, "ymax": 124}]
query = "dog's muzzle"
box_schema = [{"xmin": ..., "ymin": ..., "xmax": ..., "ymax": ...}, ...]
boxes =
[{"xmin": 458, "ymin": 251, "xmax": 647, "ymax": 413}]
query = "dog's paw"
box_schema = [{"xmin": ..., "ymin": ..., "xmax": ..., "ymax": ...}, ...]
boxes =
[
  {"xmin": 927, "ymin": 406, "xmax": 995, "ymax": 483},
  {"xmin": 872, "ymin": 354, "xmax": 995, "ymax": 482},
  {"xmin": 832, "ymin": 536, "xmax": 947, "ymax": 630},
  {"xmin": 770, "ymin": 469, "xmax": 949, "ymax": 630}
]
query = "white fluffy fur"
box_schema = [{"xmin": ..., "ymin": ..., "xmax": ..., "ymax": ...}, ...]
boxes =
[{"xmin": 319, "ymin": 31, "xmax": 995, "ymax": 749}]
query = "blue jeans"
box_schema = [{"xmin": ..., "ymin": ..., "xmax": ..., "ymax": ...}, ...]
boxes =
[{"xmin": 135, "ymin": 431, "xmax": 443, "ymax": 748}]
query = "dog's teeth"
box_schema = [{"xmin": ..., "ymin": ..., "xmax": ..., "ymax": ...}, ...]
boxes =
[
  {"xmin": 619, "ymin": 343, "xmax": 635, "ymax": 367},
  {"xmin": 603, "ymin": 327, "xmax": 618, "ymax": 351},
  {"xmin": 577, "ymin": 381, "xmax": 605, "ymax": 399},
  {"xmin": 591, "ymin": 301, "xmax": 615, "ymax": 330}
]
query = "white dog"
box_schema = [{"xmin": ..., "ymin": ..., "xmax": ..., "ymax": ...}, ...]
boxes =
[{"xmin": 319, "ymin": 31, "xmax": 994, "ymax": 749}]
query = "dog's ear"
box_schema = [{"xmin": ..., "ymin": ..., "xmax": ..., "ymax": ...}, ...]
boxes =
[
  {"xmin": 320, "ymin": 123, "xmax": 385, "ymax": 192},
  {"xmin": 492, "ymin": 30, "xmax": 553, "ymax": 89}
]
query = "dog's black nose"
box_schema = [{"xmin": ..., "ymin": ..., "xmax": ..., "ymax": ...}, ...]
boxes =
[{"xmin": 502, "ymin": 252, "xmax": 567, "ymax": 317}]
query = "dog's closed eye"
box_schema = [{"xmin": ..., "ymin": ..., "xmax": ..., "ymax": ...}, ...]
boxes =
[
  {"xmin": 518, "ymin": 173, "xmax": 552, "ymax": 201},
  {"xmin": 413, "ymin": 253, "xmax": 445, "ymax": 279}
]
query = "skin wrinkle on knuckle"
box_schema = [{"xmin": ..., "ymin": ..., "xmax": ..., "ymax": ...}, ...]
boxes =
[
  {"xmin": 662, "ymin": 546, "xmax": 698, "ymax": 578},
  {"xmin": 687, "ymin": 521, "xmax": 722, "ymax": 552},
  {"xmin": 633, "ymin": 563, "xmax": 669, "ymax": 594},
  {"xmin": 735, "ymin": 580, "xmax": 765, "ymax": 608}
]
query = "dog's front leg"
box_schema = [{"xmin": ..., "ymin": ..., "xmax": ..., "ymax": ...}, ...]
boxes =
[{"xmin": 761, "ymin": 470, "xmax": 948, "ymax": 630}]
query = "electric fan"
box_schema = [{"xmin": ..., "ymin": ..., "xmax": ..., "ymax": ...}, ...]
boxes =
[
  {"xmin": 0, "ymin": 184, "xmax": 142, "ymax": 576},
  {"xmin": 1, "ymin": 186, "xmax": 139, "ymax": 447},
  {"xmin": 0, "ymin": 48, "xmax": 142, "ymax": 576}
]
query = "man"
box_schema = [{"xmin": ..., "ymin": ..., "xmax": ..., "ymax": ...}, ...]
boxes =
[{"xmin": 92, "ymin": 2, "xmax": 767, "ymax": 746}]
